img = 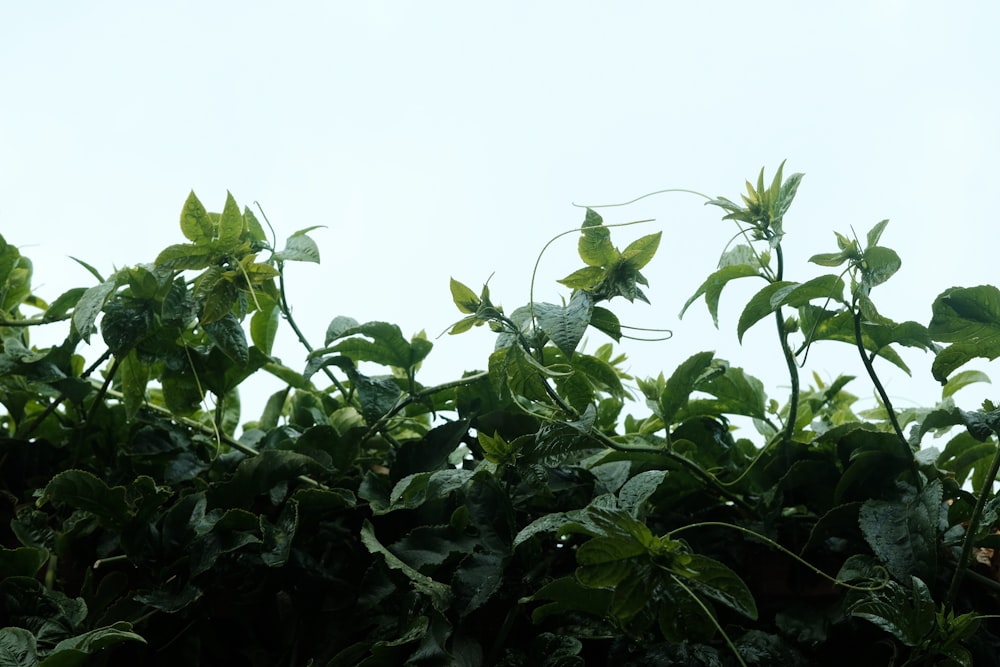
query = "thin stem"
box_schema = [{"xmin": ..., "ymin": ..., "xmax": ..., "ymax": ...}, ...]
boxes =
[
  {"xmin": 851, "ymin": 307, "xmax": 918, "ymax": 478},
  {"xmin": 945, "ymin": 429, "xmax": 1000, "ymax": 612},
  {"xmin": 0, "ymin": 314, "xmax": 72, "ymax": 327},
  {"xmin": 19, "ymin": 349, "xmax": 112, "ymax": 439}
]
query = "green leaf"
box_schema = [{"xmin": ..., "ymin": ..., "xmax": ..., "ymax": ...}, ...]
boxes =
[
  {"xmin": 578, "ymin": 209, "xmax": 616, "ymax": 267},
  {"xmin": 617, "ymin": 470, "xmax": 669, "ymax": 518},
  {"xmin": 451, "ymin": 552, "xmax": 505, "ymax": 617},
  {"xmin": 678, "ymin": 365, "xmax": 767, "ymax": 421},
  {"xmin": 849, "ymin": 577, "xmax": 936, "ymax": 647},
  {"xmin": 39, "ymin": 470, "xmax": 130, "ymax": 529},
  {"xmin": 535, "ymin": 291, "xmax": 593, "ymax": 358},
  {"xmin": 737, "ymin": 281, "xmax": 794, "ymax": 342},
  {"xmin": 273, "ymin": 232, "xmax": 320, "ymax": 263},
  {"xmin": 575, "ymin": 536, "xmax": 647, "ymax": 587},
  {"xmin": 203, "ymin": 313, "xmax": 250, "ymax": 366},
  {"xmin": 119, "ymin": 349, "xmax": 148, "ymax": 419},
  {"xmin": 354, "ymin": 373, "xmax": 401, "ymax": 424},
  {"xmin": 0, "ymin": 546, "xmax": 49, "ymax": 578},
  {"xmin": 943, "ymin": 369, "xmax": 991, "ymax": 399},
  {"xmin": 47, "ymin": 622, "xmax": 145, "ymax": 659},
  {"xmin": 620, "ymin": 232, "xmax": 661, "ymax": 270},
  {"xmin": 217, "ymin": 191, "xmax": 244, "ymax": 246},
  {"xmin": 651, "ymin": 351, "xmax": 718, "ymax": 425},
  {"xmin": 71, "ymin": 278, "xmax": 116, "ymax": 343},
  {"xmin": 526, "ymin": 576, "xmax": 612, "ymax": 624},
  {"xmin": 859, "ymin": 479, "xmax": 942, "ymax": 583},
  {"xmin": 588, "ymin": 306, "xmax": 621, "ymax": 342},
  {"xmin": 678, "ymin": 554, "xmax": 758, "ymax": 620},
  {"xmin": 866, "ymin": 219, "xmax": 889, "ymax": 248},
  {"xmin": 0, "ymin": 626, "xmax": 37, "ymax": 667},
  {"xmin": 809, "ymin": 251, "xmax": 851, "ymax": 267},
  {"xmin": 680, "ymin": 264, "xmax": 761, "ymax": 327},
  {"xmin": 179, "ymin": 191, "xmax": 214, "ymax": 243},
  {"xmin": 557, "ymin": 266, "xmax": 605, "ymax": 291},
  {"xmin": 154, "ymin": 243, "xmax": 217, "ymax": 271},
  {"xmin": 929, "ymin": 285, "xmax": 1000, "ymax": 382},
  {"xmin": 321, "ymin": 321, "xmax": 422, "ymax": 370},
  {"xmin": 771, "ymin": 274, "xmax": 846, "ymax": 309},
  {"xmin": 68, "ymin": 256, "xmax": 105, "ymax": 283},
  {"xmin": 450, "ymin": 278, "xmax": 480, "ymax": 314},
  {"xmin": 250, "ymin": 296, "xmax": 280, "ymax": 355},
  {"xmin": 359, "ymin": 520, "xmax": 451, "ymax": 612},
  {"xmin": 860, "ymin": 246, "xmax": 901, "ymax": 289},
  {"xmin": 260, "ymin": 500, "xmax": 298, "ymax": 567}
]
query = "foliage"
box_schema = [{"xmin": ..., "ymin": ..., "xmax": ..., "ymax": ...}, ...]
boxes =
[{"xmin": 3, "ymin": 170, "xmax": 1000, "ymax": 666}]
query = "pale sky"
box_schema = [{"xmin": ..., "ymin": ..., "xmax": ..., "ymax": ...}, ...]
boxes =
[{"xmin": 2, "ymin": 2, "xmax": 998, "ymax": 426}]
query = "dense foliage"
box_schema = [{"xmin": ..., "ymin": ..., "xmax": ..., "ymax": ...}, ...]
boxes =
[{"xmin": 3, "ymin": 166, "xmax": 1000, "ymax": 666}]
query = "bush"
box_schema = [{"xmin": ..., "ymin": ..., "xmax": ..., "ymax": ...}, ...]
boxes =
[{"xmin": 2, "ymin": 166, "xmax": 1000, "ymax": 666}]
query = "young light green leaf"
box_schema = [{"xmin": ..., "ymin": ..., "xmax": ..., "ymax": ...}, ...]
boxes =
[
  {"xmin": 942, "ymin": 369, "xmax": 991, "ymax": 399},
  {"xmin": 621, "ymin": 231, "xmax": 661, "ymax": 270},
  {"xmin": 450, "ymin": 278, "xmax": 480, "ymax": 314},
  {"xmin": 558, "ymin": 266, "xmax": 605, "ymax": 291},
  {"xmin": 860, "ymin": 246, "xmax": 901, "ymax": 289},
  {"xmin": 218, "ymin": 191, "xmax": 245, "ymax": 245},
  {"xmin": 578, "ymin": 209, "xmax": 617, "ymax": 267},
  {"xmin": 179, "ymin": 191, "xmax": 214, "ymax": 243}
]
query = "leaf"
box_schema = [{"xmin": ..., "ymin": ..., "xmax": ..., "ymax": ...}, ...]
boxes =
[
  {"xmin": 359, "ymin": 520, "xmax": 451, "ymax": 612},
  {"xmin": 250, "ymin": 296, "xmax": 280, "ymax": 356},
  {"xmin": 217, "ymin": 191, "xmax": 244, "ymax": 246},
  {"xmin": 354, "ymin": 373, "xmax": 401, "ymax": 424},
  {"xmin": 679, "ymin": 554, "xmax": 758, "ymax": 620},
  {"xmin": 858, "ymin": 479, "xmax": 943, "ymax": 583},
  {"xmin": 617, "ymin": 470, "xmax": 669, "ymax": 518},
  {"xmin": 153, "ymin": 243, "xmax": 217, "ymax": 271},
  {"xmin": 866, "ymin": 219, "xmax": 889, "ymax": 248},
  {"xmin": 203, "ymin": 313, "xmax": 250, "ymax": 366},
  {"xmin": 48, "ymin": 622, "xmax": 146, "ymax": 658},
  {"xmin": 770, "ymin": 274, "xmax": 846, "ymax": 309},
  {"xmin": 71, "ymin": 278, "xmax": 116, "ymax": 343},
  {"xmin": 737, "ymin": 281, "xmax": 794, "ymax": 342},
  {"xmin": 860, "ymin": 246, "xmax": 901, "ymax": 290},
  {"xmin": 578, "ymin": 209, "xmax": 616, "ymax": 267},
  {"xmin": 589, "ymin": 306, "xmax": 621, "ymax": 342},
  {"xmin": 680, "ymin": 264, "xmax": 761, "ymax": 327},
  {"xmin": 849, "ymin": 577, "xmax": 935, "ymax": 647},
  {"xmin": 535, "ymin": 291, "xmax": 593, "ymax": 358},
  {"xmin": 0, "ymin": 626, "xmax": 37, "ymax": 667},
  {"xmin": 39, "ymin": 470, "xmax": 130, "ymax": 529},
  {"xmin": 321, "ymin": 321, "xmax": 421, "ymax": 370},
  {"xmin": 179, "ymin": 191, "xmax": 214, "ymax": 243},
  {"xmin": 942, "ymin": 369, "xmax": 991, "ymax": 399},
  {"xmin": 451, "ymin": 552, "xmax": 505, "ymax": 617},
  {"xmin": 273, "ymin": 231, "xmax": 320, "ymax": 263},
  {"xmin": 575, "ymin": 536, "xmax": 647, "ymax": 587},
  {"xmin": 620, "ymin": 232, "xmax": 661, "ymax": 270},
  {"xmin": 929, "ymin": 285, "xmax": 1000, "ymax": 382},
  {"xmin": 0, "ymin": 546, "xmax": 49, "ymax": 578},
  {"xmin": 651, "ymin": 351, "xmax": 718, "ymax": 425},
  {"xmin": 450, "ymin": 278, "xmax": 480, "ymax": 314},
  {"xmin": 260, "ymin": 500, "xmax": 298, "ymax": 567},
  {"xmin": 119, "ymin": 349, "xmax": 148, "ymax": 419},
  {"xmin": 557, "ymin": 266, "xmax": 605, "ymax": 291}
]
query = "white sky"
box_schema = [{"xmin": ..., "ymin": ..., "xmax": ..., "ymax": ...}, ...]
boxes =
[{"xmin": 2, "ymin": 2, "xmax": 998, "ymax": 426}]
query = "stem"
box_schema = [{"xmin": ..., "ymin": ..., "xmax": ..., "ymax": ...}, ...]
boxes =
[
  {"xmin": 945, "ymin": 429, "xmax": 1000, "ymax": 612},
  {"xmin": 772, "ymin": 245, "xmax": 799, "ymax": 443},
  {"xmin": 851, "ymin": 307, "xmax": 918, "ymax": 479},
  {"xmin": 276, "ymin": 264, "xmax": 351, "ymax": 398},
  {"xmin": 0, "ymin": 314, "xmax": 72, "ymax": 327}
]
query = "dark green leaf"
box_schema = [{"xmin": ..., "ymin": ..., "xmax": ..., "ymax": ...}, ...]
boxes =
[
  {"xmin": 40, "ymin": 470, "xmax": 130, "ymax": 528},
  {"xmin": 859, "ymin": 479, "xmax": 942, "ymax": 583},
  {"xmin": 0, "ymin": 546, "xmax": 49, "ymax": 578},
  {"xmin": 119, "ymin": 349, "xmax": 148, "ymax": 419},
  {"xmin": 71, "ymin": 279, "xmax": 116, "ymax": 343},
  {"xmin": 0, "ymin": 626, "xmax": 37, "ymax": 667},
  {"xmin": 849, "ymin": 577, "xmax": 935, "ymax": 646},
  {"xmin": 737, "ymin": 281, "xmax": 794, "ymax": 342},
  {"xmin": 260, "ymin": 500, "xmax": 298, "ymax": 567},
  {"xmin": 359, "ymin": 520, "xmax": 451, "ymax": 612},
  {"xmin": 451, "ymin": 552, "xmax": 505, "ymax": 617},
  {"xmin": 535, "ymin": 291, "xmax": 593, "ymax": 358},
  {"xmin": 203, "ymin": 313, "xmax": 250, "ymax": 366},
  {"xmin": 250, "ymin": 296, "xmax": 280, "ymax": 355},
  {"xmin": 589, "ymin": 306, "xmax": 621, "ymax": 341},
  {"xmin": 677, "ymin": 554, "xmax": 758, "ymax": 620}
]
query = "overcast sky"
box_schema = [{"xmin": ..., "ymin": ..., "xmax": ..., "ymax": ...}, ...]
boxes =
[{"xmin": 2, "ymin": 2, "xmax": 998, "ymax": 426}]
